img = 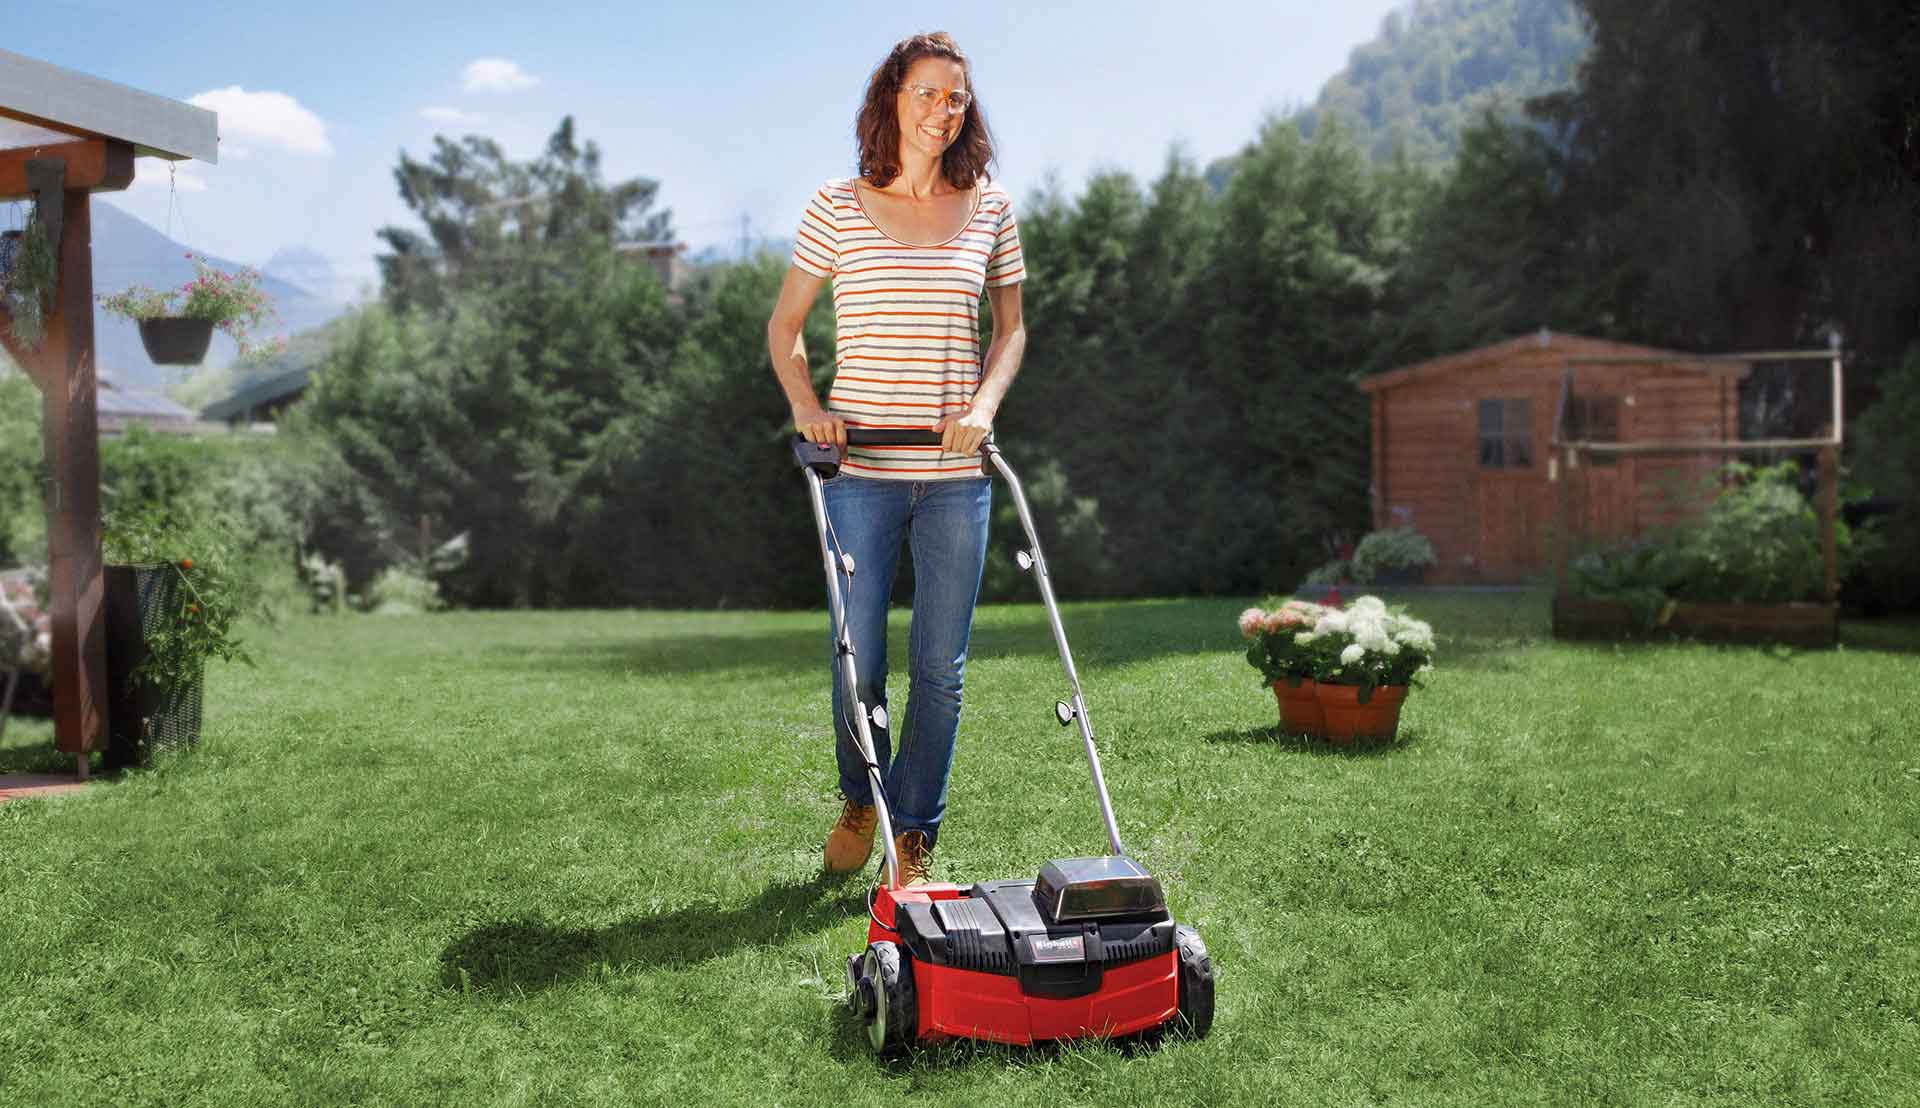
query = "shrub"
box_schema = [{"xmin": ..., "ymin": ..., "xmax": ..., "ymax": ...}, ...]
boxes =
[
  {"xmin": 367, "ymin": 567, "xmax": 444, "ymax": 615},
  {"xmin": 1349, "ymin": 527, "xmax": 1437, "ymax": 582},
  {"xmin": 1668, "ymin": 462, "xmax": 1844, "ymax": 604},
  {"xmin": 1570, "ymin": 461, "xmax": 1856, "ymax": 614}
]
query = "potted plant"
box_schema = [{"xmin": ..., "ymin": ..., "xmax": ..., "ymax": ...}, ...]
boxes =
[
  {"xmin": 1349, "ymin": 527, "xmax": 1438, "ymax": 587},
  {"xmin": 1296, "ymin": 596, "xmax": 1435, "ymax": 744},
  {"xmin": 1240, "ymin": 599, "xmax": 1337, "ymax": 737},
  {"xmin": 2, "ymin": 215, "xmax": 57, "ymax": 348},
  {"xmin": 97, "ymin": 253, "xmax": 278, "ymax": 366},
  {"xmin": 100, "ymin": 510, "xmax": 256, "ymax": 767}
]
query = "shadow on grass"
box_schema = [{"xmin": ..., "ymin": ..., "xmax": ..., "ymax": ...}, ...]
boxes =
[
  {"xmin": 1202, "ymin": 724, "xmax": 1421, "ymax": 757},
  {"xmin": 1841, "ymin": 619, "xmax": 1920, "ymax": 655},
  {"xmin": 439, "ymin": 873, "xmax": 868, "ymax": 996},
  {"xmin": 476, "ymin": 600, "xmax": 1253, "ymax": 680}
]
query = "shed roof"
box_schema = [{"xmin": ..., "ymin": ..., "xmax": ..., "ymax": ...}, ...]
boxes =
[
  {"xmin": 1356, "ymin": 330, "xmax": 1746, "ymax": 394},
  {"xmin": 0, "ymin": 48, "xmax": 217, "ymax": 163}
]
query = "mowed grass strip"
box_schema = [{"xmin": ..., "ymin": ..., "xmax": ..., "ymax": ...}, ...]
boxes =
[{"xmin": 2, "ymin": 594, "xmax": 1917, "ymax": 1107}]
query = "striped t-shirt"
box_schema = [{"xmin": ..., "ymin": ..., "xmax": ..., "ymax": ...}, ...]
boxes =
[{"xmin": 791, "ymin": 177, "xmax": 1026, "ymax": 480}]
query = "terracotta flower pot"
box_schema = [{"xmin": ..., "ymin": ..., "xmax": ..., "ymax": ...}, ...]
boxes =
[
  {"xmin": 1270, "ymin": 678, "xmax": 1326, "ymax": 737},
  {"xmin": 1312, "ymin": 683, "xmax": 1409, "ymax": 744},
  {"xmin": 137, "ymin": 317, "xmax": 216, "ymax": 366}
]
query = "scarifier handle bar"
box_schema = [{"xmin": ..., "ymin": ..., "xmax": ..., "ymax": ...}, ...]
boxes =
[
  {"xmin": 792, "ymin": 433, "xmax": 1128, "ymax": 872},
  {"xmin": 791, "ymin": 431, "xmax": 996, "ymax": 479}
]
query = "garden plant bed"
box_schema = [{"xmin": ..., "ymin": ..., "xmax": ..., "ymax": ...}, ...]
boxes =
[{"xmin": 1552, "ymin": 592, "xmax": 1839, "ymax": 648}]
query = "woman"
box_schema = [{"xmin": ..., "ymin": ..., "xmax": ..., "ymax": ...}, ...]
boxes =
[{"xmin": 765, "ymin": 31, "xmax": 1027, "ymax": 886}]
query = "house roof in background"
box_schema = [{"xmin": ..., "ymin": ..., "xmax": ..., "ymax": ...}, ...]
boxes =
[
  {"xmin": 0, "ymin": 48, "xmax": 217, "ymax": 162},
  {"xmin": 200, "ymin": 366, "xmax": 313, "ymax": 423},
  {"xmin": 97, "ymin": 371, "xmax": 193, "ymax": 420}
]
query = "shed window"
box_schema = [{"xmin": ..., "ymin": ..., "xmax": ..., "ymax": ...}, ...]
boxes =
[
  {"xmin": 1477, "ymin": 398, "xmax": 1533, "ymax": 468},
  {"xmin": 1567, "ymin": 394, "xmax": 1621, "ymax": 466}
]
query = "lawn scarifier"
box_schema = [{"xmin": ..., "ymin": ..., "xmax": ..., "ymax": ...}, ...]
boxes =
[{"xmin": 794, "ymin": 429, "xmax": 1216, "ymax": 1056}]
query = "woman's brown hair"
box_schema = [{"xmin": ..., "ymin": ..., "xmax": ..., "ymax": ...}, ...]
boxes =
[{"xmin": 855, "ymin": 32, "xmax": 995, "ymax": 190}]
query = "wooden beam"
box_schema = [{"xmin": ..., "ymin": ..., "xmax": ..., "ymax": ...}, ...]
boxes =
[
  {"xmin": 1550, "ymin": 437, "xmax": 1841, "ymax": 456},
  {"xmin": 0, "ymin": 139, "xmax": 134, "ymax": 199},
  {"xmin": 0, "ymin": 306, "xmax": 55, "ymax": 393},
  {"xmin": 37, "ymin": 189, "xmax": 109, "ymax": 770},
  {"xmin": 0, "ymin": 48, "xmax": 219, "ymax": 163}
]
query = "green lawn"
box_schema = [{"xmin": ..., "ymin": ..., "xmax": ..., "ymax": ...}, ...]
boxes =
[{"xmin": 3, "ymin": 593, "xmax": 1917, "ymax": 1106}]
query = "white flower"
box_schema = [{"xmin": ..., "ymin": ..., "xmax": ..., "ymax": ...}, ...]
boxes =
[
  {"xmin": 1294, "ymin": 631, "xmax": 1317, "ymax": 646},
  {"xmin": 1315, "ymin": 612, "xmax": 1349, "ymax": 635},
  {"xmin": 1350, "ymin": 596, "xmax": 1388, "ymax": 617},
  {"xmin": 1396, "ymin": 620, "xmax": 1435, "ymax": 653},
  {"xmin": 1340, "ymin": 643, "xmax": 1366, "ymax": 665}
]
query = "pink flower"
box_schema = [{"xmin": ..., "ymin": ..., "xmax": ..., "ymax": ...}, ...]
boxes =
[
  {"xmin": 1263, "ymin": 610, "xmax": 1291, "ymax": 633},
  {"xmin": 1237, "ymin": 607, "xmax": 1265, "ymax": 639}
]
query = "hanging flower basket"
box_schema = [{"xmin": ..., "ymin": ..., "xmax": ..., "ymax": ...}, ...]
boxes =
[
  {"xmin": 100, "ymin": 253, "xmax": 280, "ymax": 367},
  {"xmin": 136, "ymin": 317, "xmax": 217, "ymax": 366}
]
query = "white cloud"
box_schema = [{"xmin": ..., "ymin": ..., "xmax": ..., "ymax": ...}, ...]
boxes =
[
  {"xmin": 420, "ymin": 106, "xmax": 484, "ymax": 124},
  {"xmin": 131, "ymin": 164, "xmax": 209, "ymax": 192},
  {"xmin": 462, "ymin": 58, "xmax": 539, "ymax": 93},
  {"xmin": 187, "ymin": 87, "xmax": 331, "ymax": 156}
]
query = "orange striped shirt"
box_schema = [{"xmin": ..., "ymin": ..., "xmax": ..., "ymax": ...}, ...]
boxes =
[{"xmin": 791, "ymin": 177, "xmax": 1025, "ymax": 480}]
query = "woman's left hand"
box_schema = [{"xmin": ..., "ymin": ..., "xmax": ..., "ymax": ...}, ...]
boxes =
[{"xmin": 933, "ymin": 407, "xmax": 993, "ymax": 456}]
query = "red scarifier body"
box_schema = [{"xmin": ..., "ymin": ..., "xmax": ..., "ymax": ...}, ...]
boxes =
[{"xmin": 869, "ymin": 885, "xmax": 1181, "ymax": 1045}]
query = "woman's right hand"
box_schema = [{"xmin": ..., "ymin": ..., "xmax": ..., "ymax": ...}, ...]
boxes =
[{"xmin": 793, "ymin": 404, "xmax": 847, "ymax": 451}]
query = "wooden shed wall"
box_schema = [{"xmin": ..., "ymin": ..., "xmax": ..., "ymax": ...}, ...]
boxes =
[{"xmin": 1370, "ymin": 339, "xmax": 1739, "ymax": 583}]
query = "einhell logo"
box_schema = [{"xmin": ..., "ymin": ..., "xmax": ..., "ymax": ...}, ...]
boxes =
[{"xmin": 1029, "ymin": 935, "xmax": 1086, "ymax": 963}]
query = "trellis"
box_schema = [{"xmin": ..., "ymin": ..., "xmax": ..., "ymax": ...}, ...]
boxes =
[
  {"xmin": 0, "ymin": 48, "xmax": 217, "ymax": 776},
  {"xmin": 1549, "ymin": 343, "xmax": 1845, "ymax": 626}
]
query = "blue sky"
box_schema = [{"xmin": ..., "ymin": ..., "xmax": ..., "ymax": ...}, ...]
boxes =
[{"xmin": 9, "ymin": 0, "xmax": 1402, "ymax": 300}]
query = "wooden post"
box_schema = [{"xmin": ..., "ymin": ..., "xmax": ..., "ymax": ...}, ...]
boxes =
[
  {"xmin": 1552, "ymin": 447, "xmax": 1571, "ymax": 593},
  {"xmin": 1819, "ymin": 445, "xmax": 1838, "ymax": 604},
  {"xmin": 38, "ymin": 188, "xmax": 109, "ymax": 775}
]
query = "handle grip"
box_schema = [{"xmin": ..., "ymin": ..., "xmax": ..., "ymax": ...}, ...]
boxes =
[{"xmin": 845, "ymin": 428, "xmax": 943, "ymax": 447}]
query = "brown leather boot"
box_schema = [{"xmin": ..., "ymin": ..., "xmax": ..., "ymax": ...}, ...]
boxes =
[
  {"xmin": 879, "ymin": 829, "xmax": 934, "ymax": 887},
  {"xmin": 823, "ymin": 798, "xmax": 878, "ymax": 873}
]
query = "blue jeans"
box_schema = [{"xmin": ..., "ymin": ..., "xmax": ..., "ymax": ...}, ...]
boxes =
[{"xmin": 824, "ymin": 474, "xmax": 992, "ymax": 849}]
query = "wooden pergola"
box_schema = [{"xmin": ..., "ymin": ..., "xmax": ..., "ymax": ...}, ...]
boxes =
[{"xmin": 0, "ymin": 49, "xmax": 217, "ymax": 777}]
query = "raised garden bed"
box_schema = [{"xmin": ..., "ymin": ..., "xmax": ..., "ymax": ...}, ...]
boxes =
[{"xmin": 1552, "ymin": 593, "xmax": 1838, "ymax": 648}]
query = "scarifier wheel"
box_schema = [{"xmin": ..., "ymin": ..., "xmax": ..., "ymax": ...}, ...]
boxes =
[
  {"xmin": 860, "ymin": 941, "xmax": 916, "ymax": 1056},
  {"xmin": 1173, "ymin": 925, "xmax": 1215, "ymax": 1038}
]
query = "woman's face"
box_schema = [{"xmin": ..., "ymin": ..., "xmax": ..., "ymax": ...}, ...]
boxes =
[{"xmin": 895, "ymin": 56, "xmax": 969, "ymax": 163}]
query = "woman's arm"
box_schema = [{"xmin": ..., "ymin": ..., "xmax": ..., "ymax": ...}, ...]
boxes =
[
  {"xmin": 937, "ymin": 282, "xmax": 1025, "ymax": 455},
  {"xmin": 767, "ymin": 266, "xmax": 844, "ymax": 450}
]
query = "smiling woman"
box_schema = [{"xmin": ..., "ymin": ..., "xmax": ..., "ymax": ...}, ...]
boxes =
[{"xmin": 764, "ymin": 31, "xmax": 1027, "ymax": 892}]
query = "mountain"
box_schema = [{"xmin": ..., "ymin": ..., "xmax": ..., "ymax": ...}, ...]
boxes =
[
  {"xmin": 262, "ymin": 245, "xmax": 339, "ymax": 300},
  {"xmin": 1297, "ymin": 0, "xmax": 1587, "ymax": 163},
  {"xmin": 89, "ymin": 201, "xmax": 348, "ymax": 392},
  {"xmin": 1206, "ymin": 0, "xmax": 1587, "ymax": 189}
]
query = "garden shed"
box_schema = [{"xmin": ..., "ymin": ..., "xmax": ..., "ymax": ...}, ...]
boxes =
[{"xmin": 1357, "ymin": 331, "xmax": 1746, "ymax": 582}]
